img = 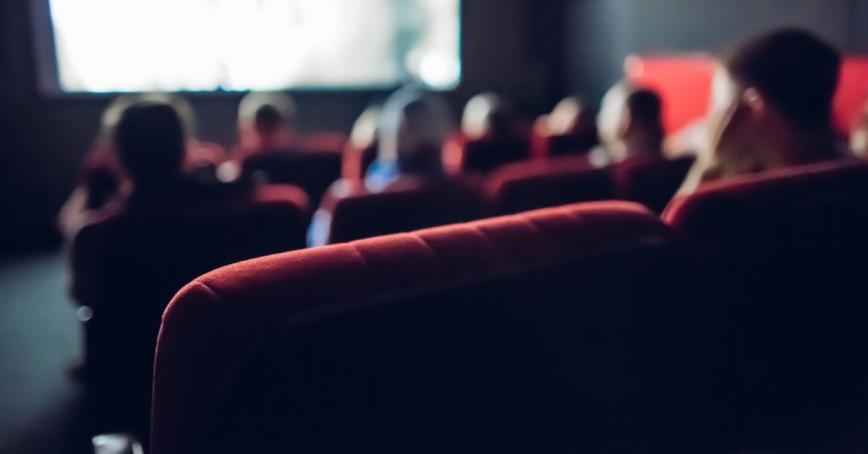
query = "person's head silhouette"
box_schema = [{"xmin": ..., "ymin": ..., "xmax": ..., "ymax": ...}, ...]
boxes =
[
  {"xmin": 237, "ymin": 92, "xmax": 298, "ymax": 151},
  {"xmin": 598, "ymin": 83, "xmax": 665, "ymax": 161},
  {"xmin": 705, "ymin": 28, "xmax": 841, "ymax": 176},
  {"xmin": 462, "ymin": 92, "xmax": 514, "ymax": 139},
  {"xmin": 115, "ymin": 101, "xmax": 186, "ymax": 188},
  {"xmin": 377, "ymin": 88, "xmax": 452, "ymax": 179}
]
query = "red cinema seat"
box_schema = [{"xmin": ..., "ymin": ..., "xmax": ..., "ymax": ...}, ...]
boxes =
[
  {"xmin": 152, "ymin": 202, "xmax": 688, "ymax": 453},
  {"xmin": 70, "ymin": 184, "xmax": 308, "ymax": 433},
  {"xmin": 241, "ymin": 148, "xmax": 342, "ymax": 205},
  {"xmin": 486, "ymin": 156, "xmax": 614, "ymax": 214},
  {"xmin": 450, "ymin": 135, "xmax": 531, "ymax": 174},
  {"xmin": 317, "ymin": 177, "xmax": 486, "ymax": 244},
  {"xmin": 664, "ymin": 159, "xmax": 868, "ymax": 446},
  {"xmin": 611, "ymin": 156, "xmax": 694, "ymax": 213}
]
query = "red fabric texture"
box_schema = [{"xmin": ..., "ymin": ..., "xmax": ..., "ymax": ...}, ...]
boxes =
[{"xmin": 151, "ymin": 201, "xmax": 675, "ymax": 453}]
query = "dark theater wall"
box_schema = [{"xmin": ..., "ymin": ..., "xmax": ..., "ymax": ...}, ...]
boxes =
[
  {"xmin": 0, "ymin": 0, "xmax": 563, "ymax": 254},
  {"xmin": 567, "ymin": 0, "xmax": 868, "ymax": 104}
]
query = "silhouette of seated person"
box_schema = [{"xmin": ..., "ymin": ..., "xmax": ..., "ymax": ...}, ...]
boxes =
[
  {"xmin": 679, "ymin": 28, "xmax": 846, "ymax": 195},
  {"xmin": 535, "ymin": 95, "xmax": 600, "ymax": 157},
  {"xmin": 599, "ymin": 86, "xmax": 667, "ymax": 165},
  {"xmin": 308, "ymin": 89, "xmax": 475, "ymax": 246},
  {"xmin": 364, "ymin": 89, "xmax": 453, "ymax": 191},
  {"xmin": 235, "ymin": 91, "xmax": 299, "ymax": 156},
  {"xmin": 112, "ymin": 101, "xmax": 244, "ymax": 212},
  {"xmin": 59, "ymin": 94, "xmax": 226, "ymax": 238},
  {"xmin": 445, "ymin": 92, "xmax": 530, "ymax": 174},
  {"xmin": 229, "ymin": 91, "xmax": 340, "ymax": 203}
]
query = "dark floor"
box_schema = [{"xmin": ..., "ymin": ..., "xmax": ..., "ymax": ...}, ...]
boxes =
[{"xmin": 0, "ymin": 252, "xmax": 94, "ymax": 454}]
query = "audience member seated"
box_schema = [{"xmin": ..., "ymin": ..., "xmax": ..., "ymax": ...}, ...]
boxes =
[
  {"xmin": 69, "ymin": 101, "xmax": 308, "ymax": 439},
  {"xmin": 678, "ymin": 28, "xmax": 845, "ymax": 195},
  {"xmin": 851, "ymin": 100, "xmax": 868, "ymax": 157},
  {"xmin": 59, "ymin": 94, "xmax": 227, "ymax": 239},
  {"xmin": 443, "ymin": 92, "xmax": 530, "ymax": 174},
  {"xmin": 341, "ymin": 104, "xmax": 381, "ymax": 181},
  {"xmin": 533, "ymin": 95, "xmax": 600, "ymax": 158},
  {"xmin": 602, "ymin": 86, "xmax": 695, "ymax": 212},
  {"xmin": 231, "ymin": 91, "xmax": 341, "ymax": 204},
  {"xmin": 309, "ymin": 88, "xmax": 483, "ymax": 246},
  {"xmin": 235, "ymin": 91, "xmax": 299, "ymax": 153},
  {"xmin": 664, "ymin": 29, "xmax": 868, "ymax": 450}
]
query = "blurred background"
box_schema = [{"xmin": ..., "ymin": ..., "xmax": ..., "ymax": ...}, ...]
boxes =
[
  {"xmin": 0, "ymin": 1, "xmax": 867, "ymax": 453},
  {"xmin": 2, "ymin": 0, "xmax": 867, "ymax": 255}
]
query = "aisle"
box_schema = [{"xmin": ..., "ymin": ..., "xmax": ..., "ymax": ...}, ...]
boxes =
[{"xmin": 0, "ymin": 253, "xmax": 91, "ymax": 454}]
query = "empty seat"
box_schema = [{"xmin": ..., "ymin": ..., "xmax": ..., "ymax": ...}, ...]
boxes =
[
  {"xmin": 152, "ymin": 201, "xmax": 688, "ymax": 453},
  {"xmin": 316, "ymin": 177, "xmax": 486, "ymax": 244},
  {"xmin": 486, "ymin": 156, "xmax": 613, "ymax": 214},
  {"xmin": 663, "ymin": 158, "xmax": 868, "ymax": 447},
  {"xmin": 70, "ymin": 184, "xmax": 308, "ymax": 434},
  {"xmin": 448, "ymin": 135, "xmax": 531, "ymax": 174},
  {"xmin": 611, "ymin": 155, "xmax": 694, "ymax": 213},
  {"xmin": 241, "ymin": 148, "xmax": 342, "ymax": 205}
]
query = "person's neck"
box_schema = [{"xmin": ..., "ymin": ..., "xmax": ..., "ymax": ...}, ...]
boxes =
[
  {"xmin": 622, "ymin": 136, "xmax": 663, "ymax": 159},
  {"xmin": 762, "ymin": 128, "xmax": 839, "ymax": 170}
]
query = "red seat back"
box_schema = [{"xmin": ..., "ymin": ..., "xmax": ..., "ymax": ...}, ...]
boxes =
[
  {"xmin": 320, "ymin": 177, "xmax": 486, "ymax": 244},
  {"xmin": 456, "ymin": 135, "xmax": 531, "ymax": 174},
  {"xmin": 486, "ymin": 156, "xmax": 613, "ymax": 214},
  {"xmin": 241, "ymin": 148, "xmax": 342, "ymax": 205},
  {"xmin": 611, "ymin": 155, "xmax": 694, "ymax": 213},
  {"xmin": 152, "ymin": 202, "xmax": 687, "ymax": 453},
  {"xmin": 664, "ymin": 159, "xmax": 868, "ymax": 444}
]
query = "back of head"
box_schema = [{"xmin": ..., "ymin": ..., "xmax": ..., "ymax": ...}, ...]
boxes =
[
  {"xmin": 378, "ymin": 88, "xmax": 452, "ymax": 176},
  {"xmin": 723, "ymin": 28, "xmax": 840, "ymax": 132},
  {"xmin": 238, "ymin": 92, "xmax": 297, "ymax": 149},
  {"xmin": 115, "ymin": 102, "xmax": 186, "ymax": 185},
  {"xmin": 239, "ymin": 92, "xmax": 296, "ymax": 132},
  {"xmin": 462, "ymin": 92, "xmax": 514, "ymax": 139},
  {"xmin": 623, "ymin": 88, "xmax": 665, "ymax": 152}
]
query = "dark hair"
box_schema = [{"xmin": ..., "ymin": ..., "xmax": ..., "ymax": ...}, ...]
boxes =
[
  {"xmin": 625, "ymin": 89, "xmax": 663, "ymax": 127},
  {"xmin": 115, "ymin": 102, "xmax": 186, "ymax": 183},
  {"xmin": 625, "ymin": 88, "xmax": 664, "ymax": 147},
  {"xmin": 254, "ymin": 104, "xmax": 284, "ymax": 135},
  {"xmin": 723, "ymin": 28, "xmax": 841, "ymax": 130}
]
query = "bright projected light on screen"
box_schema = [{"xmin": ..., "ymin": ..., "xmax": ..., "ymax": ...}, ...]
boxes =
[{"xmin": 47, "ymin": 0, "xmax": 461, "ymax": 92}]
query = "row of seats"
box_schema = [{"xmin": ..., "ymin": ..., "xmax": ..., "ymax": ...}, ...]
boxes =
[
  {"xmin": 245, "ymin": 148, "xmax": 693, "ymax": 244},
  {"xmin": 150, "ymin": 157, "xmax": 868, "ymax": 453},
  {"xmin": 69, "ymin": 149, "xmax": 692, "ymax": 427}
]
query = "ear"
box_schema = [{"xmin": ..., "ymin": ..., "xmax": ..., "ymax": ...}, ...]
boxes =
[{"xmin": 742, "ymin": 87, "xmax": 767, "ymax": 120}]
